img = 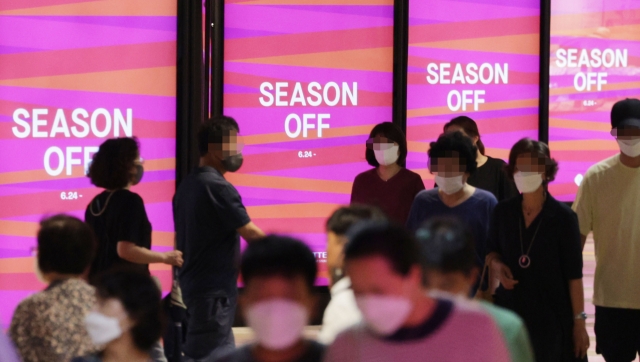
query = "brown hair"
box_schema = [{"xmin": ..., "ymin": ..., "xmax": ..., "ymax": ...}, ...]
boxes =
[
  {"xmin": 506, "ymin": 138, "xmax": 558, "ymax": 183},
  {"xmin": 443, "ymin": 116, "xmax": 485, "ymax": 155}
]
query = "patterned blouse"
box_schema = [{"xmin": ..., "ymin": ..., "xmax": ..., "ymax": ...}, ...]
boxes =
[{"xmin": 9, "ymin": 278, "xmax": 98, "ymax": 362}]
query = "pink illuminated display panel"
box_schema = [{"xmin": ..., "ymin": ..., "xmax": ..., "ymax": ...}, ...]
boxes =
[
  {"xmin": 548, "ymin": 0, "xmax": 640, "ymax": 201},
  {"xmin": 0, "ymin": 1, "xmax": 177, "ymax": 327},
  {"xmin": 406, "ymin": 0, "xmax": 541, "ymax": 185},
  {"xmin": 223, "ymin": 0, "xmax": 395, "ymax": 285}
]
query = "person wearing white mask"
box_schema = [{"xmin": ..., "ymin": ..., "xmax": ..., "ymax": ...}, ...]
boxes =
[
  {"xmin": 73, "ymin": 268, "xmax": 165, "ymax": 362},
  {"xmin": 406, "ymin": 132, "xmax": 497, "ymax": 296},
  {"xmin": 325, "ymin": 222, "xmax": 510, "ymax": 362},
  {"xmin": 216, "ymin": 235, "xmax": 324, "ymax": 362},
  {"xmin": 10, "ymin": 215, "xmax": 97, "ymax": 362},
  {"xmin": 351, "ymin": 122, "xmax": 424, "ymax": 224},
  {"xmin": 572, "ymin": 98, "xmax": 640, "ymax": 362},
  {"xmin": 318, "ymin": 205, "xmax": 386, "ymax": 345},
  {"xmin": 487, "ymin": 138, "xmax": 588, "ymax": 362}
]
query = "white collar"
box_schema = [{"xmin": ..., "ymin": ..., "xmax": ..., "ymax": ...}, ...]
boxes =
[{"xmin": 330, "ymin": 277, "xmax": 352, "ymax": 296}]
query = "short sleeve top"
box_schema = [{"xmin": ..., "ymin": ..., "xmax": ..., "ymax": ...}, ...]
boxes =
[
  {"xmin": 488, "ymin": 194, "xmax": 583, "ymax": 319},
  {"xmin": 174, "ymin": 167, "xmax": 251, "ymax": 297},
  {"xmin": 85, "ymin": 190, "xmax": 152, "ymax": 278},
  {"xmin": 351, "ymin": 168, "xmax": 425, "ymax": 224}
]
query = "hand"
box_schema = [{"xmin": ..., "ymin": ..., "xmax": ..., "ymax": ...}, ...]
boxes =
[
  {"xmin": 573, "ymin": 320, "xmax": 590, "ymax": 358},
  {"xmin": 491, "ymin": 259, "xmax": 518, "ymax": 290},
  {"xmin": 163, "ymin": 250, "xmax": 183, "ymax": 267}
]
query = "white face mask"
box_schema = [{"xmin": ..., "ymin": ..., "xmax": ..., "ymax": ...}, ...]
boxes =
[
  {"xmin": 434, "ymin": 175, "xmax": 464, "ymax": 195},
  {"xmin": 245, "ymin": 299, "xmax": 308, "ymax": 350},
  {"xmin": 374, "ymin": 145, "xmax": 399, "ymax": 166},
  {"xmin": 513, "ymin": 171, "xmax": 544, "ymax": 194},
  {"xmin": 355, "ymin": 295, "xmax": 412, "ymax": 336},
  {"xmin": 617, "ymin": 138, "xmax": 640, "ymax": 157},
  {"xmin": 84, "ymin": 311, "xmax": 123, "ymax": 346}
]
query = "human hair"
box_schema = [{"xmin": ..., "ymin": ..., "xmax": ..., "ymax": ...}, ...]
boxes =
[
  {"xmin": 365, "ymin": 122, "xmax": 408, "ymax": 167},
  {"xmin": 326, "ymin": 205, "xmax": 387, "ymax": 236},
  {"xmin": 611, "ymin": 98, "xmax": 640, "ymax": 129},
  {"xmin": 506, "ymin": 138, "xmax": 558, "ymax": 183},
  {"xmin": 88, "ymin": 138, "xmax": 139, "ymax": 190},
  {"xmin": 427, "ymin": 132, "xmax": 478, "ymax": 175},
  {"xmin": 93, "ymin": 268, "xmax": 164, "ymax": 351},
  {"xmin": 444, "ymin": 116, "xmax": 485, "ymax": 155},
  {"xmin": 241, "ymin": 235, "xmax": 317, "ymax": 292},
  {"xmin": 415, "ymin": 217, "xmax": 475, "ymax": 277},
  {"xmin": 344, "ymin": 221, "xmax": 420, "ymax": 277},
  {"xmin": 197, "ymin": 115, "xmax": 240, "ymax": 157},
  {"xmin": 37, "ymin": 215, "xmax": 97, "ymax": 275}
]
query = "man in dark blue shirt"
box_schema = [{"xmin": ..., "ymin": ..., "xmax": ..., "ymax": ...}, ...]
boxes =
[
  {"xmin": 407, "ymin": 132, "xmax": 497, "ymax": 294},
  {"xmin": 174, "ymin": 116, "xmax": 265, "ymax": 361}
]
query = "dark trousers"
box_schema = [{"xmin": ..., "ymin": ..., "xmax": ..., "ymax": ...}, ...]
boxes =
[
  {"xmin": 596, "ymin": 306, "xmax": 640, "ymax": 362},
  {"xmin": 182, "ymin": 294, "xmax": 237, "ymax": 362}
]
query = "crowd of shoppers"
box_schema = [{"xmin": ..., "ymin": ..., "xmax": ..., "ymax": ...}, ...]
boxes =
[{"xmin": 3, "ymin": 98, "xmax": 640, "ymax": 362}]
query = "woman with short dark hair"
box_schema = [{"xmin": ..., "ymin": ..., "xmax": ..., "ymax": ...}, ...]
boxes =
[
  {"xmin": 73, "ymin": 268, "xmax": 166, "ymax": 362},
  {"xmin": 350, "ymin": 122, "xmax": 424, "ymax": 224},
  {"xmin": 85, "ymin": 137, "xmax": 182, "ymax": 278},
  {"xmin": 10, "ymin": 215, "xmax": 97, "ymax": 362},
  {"xmin": 443, "ymin": 116, "xmax": 517, "ymax": 201},
  {"xmin": 487, "ymin": 138, "xmax": 589, "ymax": 361},
  {"xmin": 406, "ymin": 132, "xmax": 497, "ymax": 296}
]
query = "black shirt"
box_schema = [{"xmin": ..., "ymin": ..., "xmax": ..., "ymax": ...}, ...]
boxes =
[
  {"xmin": 469, "ymin": 156, "xmax": 518, "ymax": 201},
  {"xmin": 215, "ymin": 341, "xmax": 325, "ymax": 362},
  {"xmin": 487, "ymin": 193, "xmax": 583, "ymax": 361},
  {"xmin": 85, "ymin": 190, "xmax": 152, "ymax": 278},
  {"xmin": 173, "ymin": 167, "xmax": 251, "ymax": 298}
]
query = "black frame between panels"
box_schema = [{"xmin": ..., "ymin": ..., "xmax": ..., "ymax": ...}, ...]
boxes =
[{"xmin": 176, "ymin": 0, "xmax": 554, "ymax": 185}]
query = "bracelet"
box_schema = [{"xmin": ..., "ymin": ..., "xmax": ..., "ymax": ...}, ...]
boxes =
[{"xmin": 575, "ymin": 312, "xmax": 587, "ymax": 320}]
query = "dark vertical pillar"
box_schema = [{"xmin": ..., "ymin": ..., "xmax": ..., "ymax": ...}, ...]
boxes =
[
  {"xmin": 393, "ymin": 0, "xmax": 409, "ymax": 166},
  {"xmin": 539, "ymin": 0, "xmax": 551, "ymax": 143},
  {"xmin": 211, "ymin": 0, "xmax": 225, "ymax": 117},
  {"xmin": 176, "ymin": 0, "xmax": 205, "ymax": 187}
]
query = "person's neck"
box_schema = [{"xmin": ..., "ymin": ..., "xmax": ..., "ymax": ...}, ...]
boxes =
[
  {"xmin": 102, "ymin": 336, "xmax": 149, "ymax": 362},
  {"xmin": 43, "ymin": 273, "xmax": 79, "ymax": 284},
  {"xmin": 439, "ymin": 184, "xmax": 472, "ymax": 207},
  {"xmin": 620, "ymin": 152, "xmax": 640, "ymax": 168},
  {"xmin": 253, "ymin": 339, "xmax": 307, "ymax": 362},
  {"xmin": 402, "ymin": 293, "xmax": 437, "ymax": 329},
  {"xmin": 377, "ymin": 163, "xmax": 401, "ymax": 181},
  {"xmin": 522, "ymin": 187, "xmax": 546, "ymax": 210},
  {"xmin": 200, "ymin": 157, "xmax": 226, "ymax": 175},
  {"xmin": 476, "ymin": 151, "xmax": 488, "ymax": 167}
]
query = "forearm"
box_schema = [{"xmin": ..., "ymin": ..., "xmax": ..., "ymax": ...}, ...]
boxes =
[
  {"xmin": 118, "ymin": 243, "xmax": 165, "ymax": 264},
  {"xmin": 569, "ymin": 278, "xmax": 586, "ymax": 316}
]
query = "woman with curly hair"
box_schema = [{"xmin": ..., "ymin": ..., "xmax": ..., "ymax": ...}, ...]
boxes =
[{"xmin": 85, "ymin": 138, "xmax": 183, "ymax": 279}]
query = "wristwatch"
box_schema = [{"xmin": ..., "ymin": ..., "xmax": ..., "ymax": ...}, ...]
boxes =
[{"xmin": 575, "ymin": 312, "xmax": 588, "ymax": 320}]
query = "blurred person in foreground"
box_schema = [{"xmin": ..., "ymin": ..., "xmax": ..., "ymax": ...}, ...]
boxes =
[
  {"xmin": 10, "ymin": 215, "xmax": 97, "ymax": 362},
  {"xmin": 216, "ymin": 235, "xmax": 324, "ymax": 362},
  {"xmin": 174, "ymin": 116, "xmax": 265, "ymax": 361},
  {"xmin": 73, "ymin": 268, "xmax": 165, "ymax": 362},
  {"xmin": 324, "ymin": 222, "xmax": 509, "ymax": 362},
  {"xmin": 416, "ymin": 217, "xmax": 534, "ymax": 362},
  {"xmin": 350, "ymin": 122, "xmax": 425, "ymax": 224},
  {"xmin": 318, "ymin": 205, "xmax": 386, "ymax": 344},
  {"xmin": 573, "ymin": 98, "xmax": 640, "ymax": 362},
  {"xmin": 488, "ymin": 138, "xmax": 588, "ymax": 361}
]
